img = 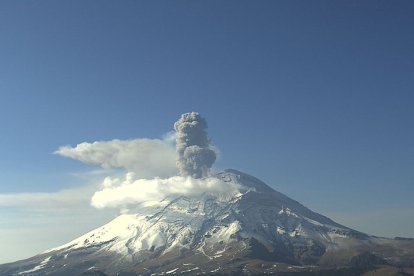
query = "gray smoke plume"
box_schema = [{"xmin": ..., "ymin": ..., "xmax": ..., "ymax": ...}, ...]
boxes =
[{"xmin": 174, "ymin": 112, "xmax": 216, "ymax": 178}]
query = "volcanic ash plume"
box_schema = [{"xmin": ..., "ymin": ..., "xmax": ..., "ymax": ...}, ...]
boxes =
[{"xmin": 174, "ymin": 112, "xmax": 216, "ymax": 178}]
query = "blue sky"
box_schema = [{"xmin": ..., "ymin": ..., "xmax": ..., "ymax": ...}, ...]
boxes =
[{"xmin": 0, "ymin": 0, "xmax": 413, "ymax": 264}]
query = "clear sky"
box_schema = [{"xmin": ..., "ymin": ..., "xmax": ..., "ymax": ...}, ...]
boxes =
[{"xmin": 0, "ymin": 0, "xmax": 413, "ymax": 264}]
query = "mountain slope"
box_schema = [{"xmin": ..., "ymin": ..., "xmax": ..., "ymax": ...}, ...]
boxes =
[{"xmin": 1, "ymin": 170, "xmax": 413, "ymax": 275}]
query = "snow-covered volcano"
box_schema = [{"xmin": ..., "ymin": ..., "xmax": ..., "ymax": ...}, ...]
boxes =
[{"xmin": 1, "ymin": 170, "xmax": 413, "ymax": 275}]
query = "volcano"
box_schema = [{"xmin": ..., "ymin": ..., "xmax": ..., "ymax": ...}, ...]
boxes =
[{"xmin": 1, "ymin": 170, "xmax": 413, "ymax": 275}]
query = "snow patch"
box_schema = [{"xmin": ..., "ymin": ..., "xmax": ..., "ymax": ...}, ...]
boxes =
[
  {"xmin": 165, "ymin": 268, "xmax": 179, "ymax": 274},
  {"xmin": 277, "ymin": 227, "xmax": 286, "ymax": 235},
  {"xmin": 279, "ymin": 207, "xmax": 298, "ymax": 217},
  {"xmin": 17, "ymin": 256, "xmax": 51, "ymax": 275},
  {"xmin": 210, "ymin": 267, "xmax": 220, "ymax": 273},
  {"xmin": 182, "ymin": 267, "xmax": 199, "ymax": 273}
]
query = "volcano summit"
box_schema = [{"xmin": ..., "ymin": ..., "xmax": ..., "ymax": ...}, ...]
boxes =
[{"xmin": 1, "ymin": 113, "xmax": 413, "ymax": 275}]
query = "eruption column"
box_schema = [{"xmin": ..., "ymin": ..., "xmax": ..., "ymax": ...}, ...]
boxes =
[{"xmin": 174, "ymin": 112, "xmax": 216, "ymax": 178}]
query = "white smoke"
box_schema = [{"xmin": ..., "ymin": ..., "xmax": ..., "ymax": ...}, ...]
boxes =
[
  {"xmin": 174, "ymin": 112, "xmax": 217, "ymax": 178},
  {"xmin": 55, "ymin": 138, "xmax": 177, "ymax": 179},
  {"xmin": 91, "ymin": 173, "xmax": 241, "ymax": 209}
]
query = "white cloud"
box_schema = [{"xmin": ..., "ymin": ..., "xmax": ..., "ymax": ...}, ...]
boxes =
[
  {"xmin": 55, "ymin": 138, "xmax": 177, "ymax": 179},
  {"xmin": 91, "ymin": 172, "xmax": 241, "ymax": 209}
]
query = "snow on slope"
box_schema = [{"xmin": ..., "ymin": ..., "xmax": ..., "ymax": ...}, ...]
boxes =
[
  {"xmin": 17, "ymin": 256, "xmax": 51, "ymax": 275},
  {"xmin": 45, "ymin": 169, "xmax": 360, "ymax": 261}
]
